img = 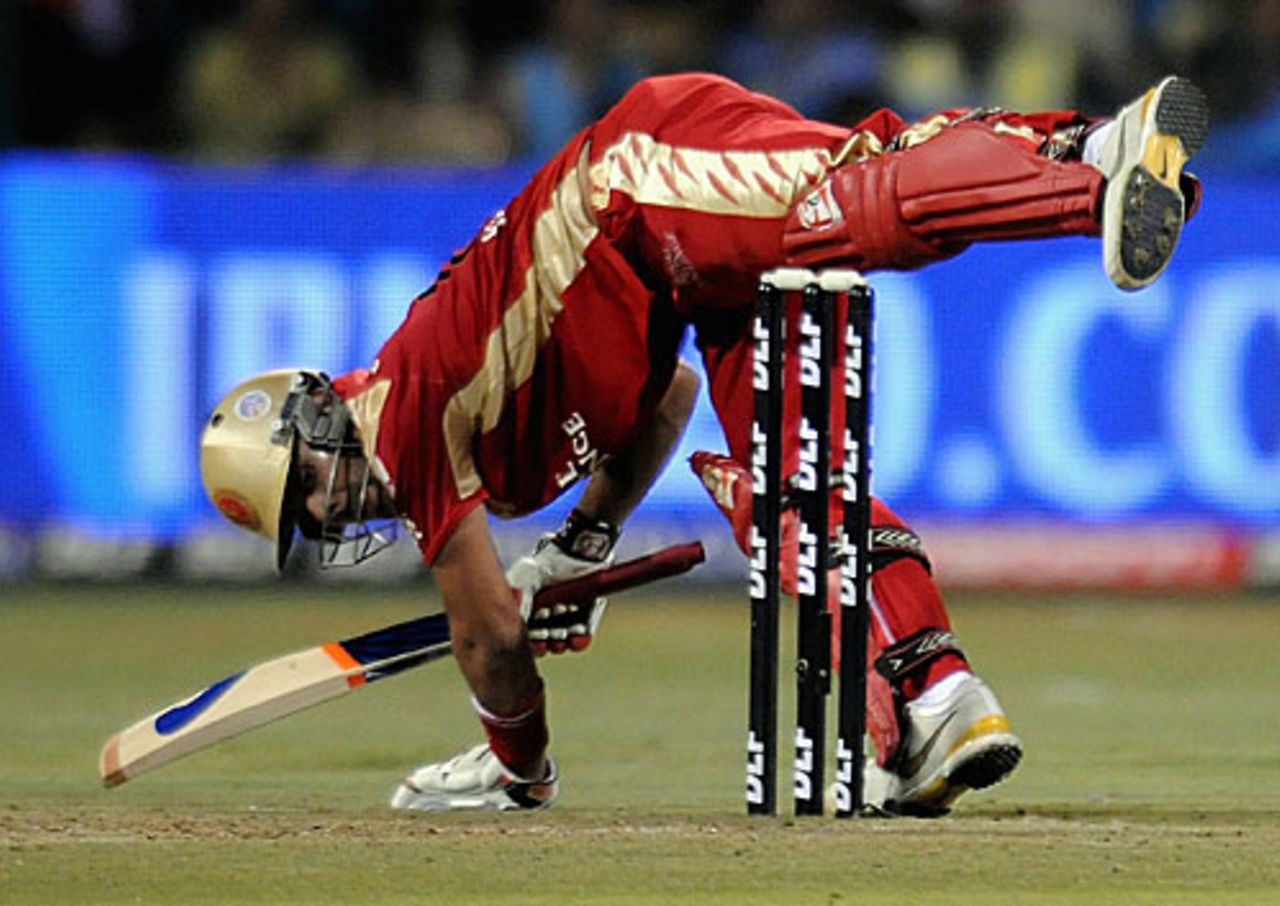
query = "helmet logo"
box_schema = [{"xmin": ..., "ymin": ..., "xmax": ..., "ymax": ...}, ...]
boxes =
[
  {"xmin": 234, "ymin": 390, "xmax": 273, "ymax": 421},
  {"xmin": 213, "ymin": 491, "xmax": 262, "ymax": 530}
]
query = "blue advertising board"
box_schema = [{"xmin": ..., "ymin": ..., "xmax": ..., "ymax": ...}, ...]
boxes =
[{"xmin": 0, "ymin": 153, "xmax": 1275, "ymax": 543}]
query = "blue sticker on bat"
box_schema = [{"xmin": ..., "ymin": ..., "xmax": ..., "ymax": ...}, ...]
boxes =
[{"xmin": 154, "ymin": 672, "xmax": 244, "ymax": 736}]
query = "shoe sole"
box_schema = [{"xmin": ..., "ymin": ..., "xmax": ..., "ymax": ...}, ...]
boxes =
[
  {"xmin": 890, "ymin": 728, "xmax": 1023, "ymax": 818},
  {"xmin": 1150, "ymin": 78, "xmax": 1209, "ymax": 159},
  {"xmin": 1106, "ymin": 78, "xmax": 1209, "ymax": 288},
  {"xmin": 950, "ymin": 740, "xmax": 1023, "ymax": 793}
]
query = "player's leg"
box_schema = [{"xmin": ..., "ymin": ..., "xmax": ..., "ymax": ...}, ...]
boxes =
[
  {"xmin": 692, "ymin": 444, "xmax": 1022, "ymax": 815},
  {"xmin": 783, "ymin": 77, "xmax": 1208, "ymax": 291},
  {"xmin": 391, "ymin": 508, "xmax": 559, "ymax": 812},
  {"xmin": 995, "ymin": 78, "xmax": 1208, "ymax": 288},
  {"xmin": 692, "ymin": 325, "xmax": 1020, "ymax": 815},
  {"xmin": 858, "ymin": 499, "xmax": 1022, "ymax": 817},
  {"xmin": 1083, "ymin": 76, "xmax": 1209, "ymax": 288}
]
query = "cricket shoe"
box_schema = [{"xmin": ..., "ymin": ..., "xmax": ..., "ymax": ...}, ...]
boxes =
[
  {"xmin": 865, "ymin": 674, "xmax": 1022, "ymax": 817},
  {"xmin": 1096, "ymin": 75, "xmax": 1209, "ymax": 290},
  {"xmin": 389, "ymin": 744, "xmax": 559, "ymax": 812}
]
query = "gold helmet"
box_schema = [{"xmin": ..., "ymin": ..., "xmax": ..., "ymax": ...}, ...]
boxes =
[
  {"xmin": 200, "ymin": 369, "xmax": 322, "ymax": 570},
  {"xmin": 201, "ymin": 368, "xmax": 395, "ymax": 570}
]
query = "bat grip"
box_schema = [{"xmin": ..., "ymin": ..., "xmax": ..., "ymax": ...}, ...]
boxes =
[{"xmin": 531, "ymin": 540, "xmax": 705, "ymax": 606}]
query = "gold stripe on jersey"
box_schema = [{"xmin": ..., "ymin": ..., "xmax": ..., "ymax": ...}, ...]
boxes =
[
  {"xmin": 344, "ymin": 375, "xmax": 394, "ymax": 490},
  {"xmin": 439, "ymin": 131, "xmax": 839, "ymax": 497},
  {"xmin": 442, "ymin": 145, "xmax": 599, "ymax": 498},
  {"xmin": 589, "ymin": 131, "xmax": 834, "ymax": 218}
]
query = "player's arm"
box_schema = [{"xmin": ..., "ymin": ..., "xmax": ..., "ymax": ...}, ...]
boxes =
[
  {"xmin": 508, "ymin": 360, "xmax": 700, "ymax": 655},
  {"xmin": 577, "ymin": 359, "xmax": 700, "ymax": 526}
]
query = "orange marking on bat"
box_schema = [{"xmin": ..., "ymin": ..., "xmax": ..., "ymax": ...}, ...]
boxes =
[
  {"xmin": 323, "ymin": 644, "xmax": 367, "ymax": 688},
  {"xmin": 323, "ymin": 642, "xmax": 360, "ymax": 670}
]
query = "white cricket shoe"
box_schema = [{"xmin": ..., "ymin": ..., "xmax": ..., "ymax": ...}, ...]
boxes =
[
  {"xmin": 389, "ymin": 744, "xmax": 559, "ymax": 812},
  {"xmin": 865, "ymin": 674, "xmax": 1022, "ymax": 817},
  {"xmin": 1096, "ymin": 75, "xmax": 1209, "ymax": 290}
]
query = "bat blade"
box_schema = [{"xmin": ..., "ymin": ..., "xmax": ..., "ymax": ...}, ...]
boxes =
[
  {"xmin": 100, "ymin": 626, "xmax": 453, "ymax": 787},
  {"xmin": 101, "ymin": 652, "xmax": 357, "ymax": 787},
  {"xmin": 101, "ymin": 540, "xmax": 704, "ymax": 787}
]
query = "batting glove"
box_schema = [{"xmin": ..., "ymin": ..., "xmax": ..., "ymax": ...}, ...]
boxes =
[{"xmin": 507, "ymin": 509, "xmax": 617, "ymax": 656}]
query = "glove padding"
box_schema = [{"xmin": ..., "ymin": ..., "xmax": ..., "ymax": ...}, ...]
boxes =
[{"xmin": 507, "ymin": 517, "xmax": 616, "ymax": 656}]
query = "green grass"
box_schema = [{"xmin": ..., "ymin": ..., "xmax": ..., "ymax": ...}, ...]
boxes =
[{"xmin": 2, "ymin": 583, "xmax": 1280, "ymax": 903}]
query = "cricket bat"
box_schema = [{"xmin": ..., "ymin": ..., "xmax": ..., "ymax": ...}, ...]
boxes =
[{"xmin": 100, "ymin": 540, "xmax": 705, "ymax": 787}]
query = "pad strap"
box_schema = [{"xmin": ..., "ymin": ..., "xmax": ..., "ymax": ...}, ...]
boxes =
[
  {"xmin": 874, "ymin": 628, "xmax": 964, "ymax": 688},
  {"xmin": 870, "ymin": 526, "xmax": 932, "ymax": 574},
  {"xmin": 832, "ymin": 525, "xmax": 932, "ymax": 575},
  {"xmin": 783, "ymin": 472, "xmax": 933, "ymax": 575}
]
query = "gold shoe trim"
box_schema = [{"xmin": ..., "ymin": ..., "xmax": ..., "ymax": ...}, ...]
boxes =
[
  {"xmin": 945, "ymin": 714, "xmax": 1013, "ymax": 759},
  {"xmin": 1142, "ymin": 133, "xmax": 1189, "ymax": 192}
]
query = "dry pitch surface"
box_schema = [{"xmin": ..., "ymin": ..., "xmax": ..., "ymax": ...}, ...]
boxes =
[{"xmin": 3, "ymin": 582, "xmax": 1279, "ymax": 903}]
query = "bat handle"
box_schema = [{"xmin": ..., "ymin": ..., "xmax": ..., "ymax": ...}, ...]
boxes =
[{"xmin": 531, "ymin": 540, "xmax": 705, "ymax": 607}]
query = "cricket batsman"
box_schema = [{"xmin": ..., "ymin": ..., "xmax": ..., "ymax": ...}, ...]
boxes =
[{"xmin": 199, "ymin": 72, "xmax": 1208, "ymax": 815}]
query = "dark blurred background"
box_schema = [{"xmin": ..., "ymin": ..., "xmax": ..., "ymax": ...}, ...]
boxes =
[
  {"xmin": 2, "ymin": 0, "xmax": 1276, "ymax": 588},
  {"xmin": 8, "ymin": 0, "xmax": 1279, "ymax": 171}
]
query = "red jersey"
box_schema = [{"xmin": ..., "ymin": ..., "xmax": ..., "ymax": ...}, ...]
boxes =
[
  {"xmin": 337, "ymin": 74, "xmax": 856, "ymax": 562},
  {"xmin": 339, "ymin": 74, "xmax": 1093, "ymax": 562}
]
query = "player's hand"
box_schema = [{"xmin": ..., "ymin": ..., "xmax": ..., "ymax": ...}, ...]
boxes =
[
  {"xmin": 509, "ymin": 542, "xmax": 612, "ymax": 655},
  {"xmin": 507, "ymin": 511, "xmax": 617, "ymax": 656}
]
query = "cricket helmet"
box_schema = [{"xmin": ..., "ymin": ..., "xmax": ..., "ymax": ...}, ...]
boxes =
[
  {"xmin": 201, "ymin": 368, "xmax": 395, "ymax": 570},
  {"xmin": 201, "ymin": 368, "xmax": 328, "ymax": 570}
]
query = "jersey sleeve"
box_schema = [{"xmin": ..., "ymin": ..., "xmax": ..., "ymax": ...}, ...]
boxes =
[{"xmin": 345, "ymin": 317, "xmax": 495, "ymax": 567}]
